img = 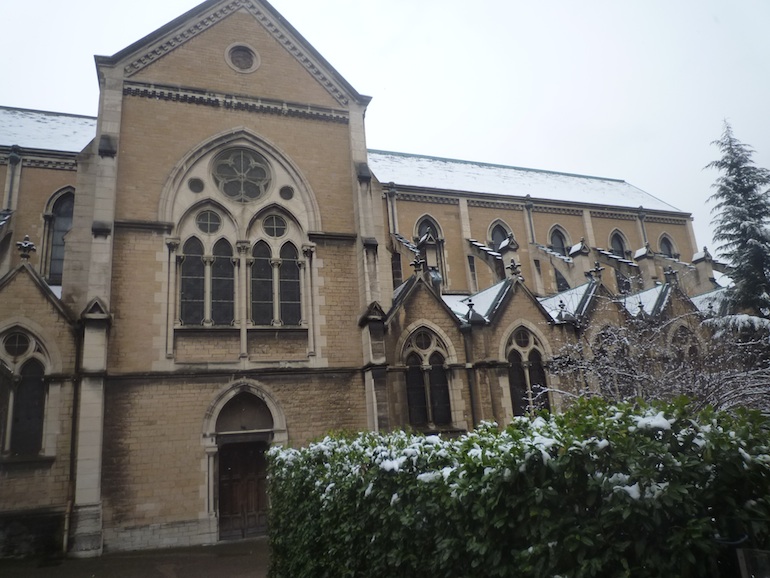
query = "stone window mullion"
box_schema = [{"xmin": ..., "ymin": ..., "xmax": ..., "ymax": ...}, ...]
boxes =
[
  {"xmin": 270, "ymin": 258, "xmax": 282, "ymax": 326},
  {"xmin": 203, "ymin": 255, "xmax": 214, "ymax": 326}
]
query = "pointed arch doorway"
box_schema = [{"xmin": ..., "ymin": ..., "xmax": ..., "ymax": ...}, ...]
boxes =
[{"xmin": 206, "ymin": 384, "xmax": 287, "ymax": 541}]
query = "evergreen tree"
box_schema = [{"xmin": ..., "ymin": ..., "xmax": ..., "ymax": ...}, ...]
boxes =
[{"xmin": 707, "ymin": 122, "xmax": 770, "ymax": 316}]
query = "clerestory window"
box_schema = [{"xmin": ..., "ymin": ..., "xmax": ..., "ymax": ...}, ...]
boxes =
[{"xmin": 45, "ymin": 190, "xmax": 74, "ymax": 285}]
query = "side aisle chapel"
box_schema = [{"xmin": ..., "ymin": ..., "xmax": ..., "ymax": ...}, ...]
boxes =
[{"xmin": 0, "ymin": 0, "xmax": 726, "ymax": 557}]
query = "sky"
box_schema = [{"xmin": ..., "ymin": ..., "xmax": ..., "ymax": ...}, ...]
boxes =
[{"xmin": 2, "ymin": 0, "xmax": 769, "ymax": 256}]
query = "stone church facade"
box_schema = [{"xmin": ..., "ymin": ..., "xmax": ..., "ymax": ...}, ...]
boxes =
[{"xmin": 0, "ymin": 0, "xmax": 722, "ymax": 557}]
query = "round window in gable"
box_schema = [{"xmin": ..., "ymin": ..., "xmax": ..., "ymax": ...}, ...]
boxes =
[
  {"xmin": 279, "ymin": 186, "xmax": 294, "ymax": 200},
  {"xmin": 4, "ymin": 332, "xmax": 30, "ymax": 357},
  {"xmin": 212, "ymin": 148, "xmax": 272, "ymax": 203},
  {"xmin": 226, "ymin": 43, "xmax": 260, "ymax": 74},
  {"xmin": 196, "ymin": 210, "xmax": 222, "ymax": 234},
  {"xmin": 263, "ymin": 215, "xmax": 287, "ymax": 238}
]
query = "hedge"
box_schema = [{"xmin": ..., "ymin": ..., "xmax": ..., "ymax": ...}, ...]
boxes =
[{"xmin": 267, "ymin": 399, "xmax": 770, "ymax": 577}]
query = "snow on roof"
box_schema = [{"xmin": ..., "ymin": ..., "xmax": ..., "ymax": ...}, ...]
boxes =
[
  {"xmin": 368, "ymin": 150, "xmax": 682, "ymax": 213},
  {"xmin": 618, "ymin": 285, "xmax": 669, "ymax": 317},
  {"xmin": 0, "ymin": 107, "xmax": 96, "ymax": 152},
  {"xmin": 690, "ymin": 287, "xmax": 729, "ymax": 314},
  {"xmin": 442, "ymin": 279, "xmax": 510, "ymax": 322},
  {"xmin": 538, "ymin": 282, "xmax": 595, "ymax": 323}
]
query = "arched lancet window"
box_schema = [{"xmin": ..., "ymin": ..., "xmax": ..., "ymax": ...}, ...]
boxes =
[
  {"xmin": 550, "ymin": 229, "xmax": 568, "ymax": 256},
  {"xmin": 506, "ymin": 327, "xmax": 550, "ymax": 416},
  {"xmin": 47, "ymin": 192, "xmax": 74, "ymax": 284},
  {"xmin": 211, "ymin": 239, "xmax": 234, "ymax": 325},
  {"xmin": 279, "ymin": 243, "xmax": 301, "ymax": 326},
  {"xmin": 251, "ymin": 241, "xmax": 273, "ymax": 325},
  {"xmin": 417, "ymin": 218, "xmax": 439, "ymax": 240},
  {"xmin": 610, "ymin": 233, "xmax": 626, "ymax": 258},
  {"xmin": 491, "ymin": 224, "xmax": 509, "ymax": 251},
  {"xmin": 403, "ymin": 329, "xmax": 451, "ymax": 428},
  {"xmin": 659, "ymin": 237, "xmax": 675, "ymax": 258},
  {"xmin": 180, "ymin": 237, "xmax": 205, "ymax": 325},
  {"xmin": 10, "ymin": 359, "xmax": 46, "ymax": 456}
]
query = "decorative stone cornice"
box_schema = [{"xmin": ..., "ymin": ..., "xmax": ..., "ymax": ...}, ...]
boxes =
[
  {"xmin": 644, "ymin": 215, "xmax": 688, "ymax": 226},
  {"xmin": 467, "ymin": 199, "xmax": 524, "ymax": 211},
  {"xmin": 532, "ymin": 205, "xmax": 583, "ymax": 216},
  {"xmin": 123, "ymin": 82, "xmax": 349, "ymax": 124},
  {"xmin": 19, "ymin": 157, "xmax": 77, "ymax": 171},
  {"xmin": 121, "ymin": 0, "xmax": 352, "ymax": 106},
  {"xmin": 396, "ymin": 192, "xmax": 459, "ymax": 205},
  {"xmin": 589, "ymin": 210, "xmax": 637, "ymax": 221}
]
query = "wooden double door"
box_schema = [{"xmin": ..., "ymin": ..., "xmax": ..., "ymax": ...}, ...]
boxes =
[{"xmin": 218, "ymin": 441, "xmax": 269, "ymax": 540}]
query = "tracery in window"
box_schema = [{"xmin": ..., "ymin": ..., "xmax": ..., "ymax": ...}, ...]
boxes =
[
  {"xmin": 196, "ymin": 210, "xmax": 221, "ymax": 234},
  {"xmin": 506, "ymin": 327, "xmax": 550, "ymax": 416},
  {"xmin": 47, "ymin": 191, "xmax": 74, "ymax": 285},
  {"xmin": 212, "ymin": 148, "xmax": 271, "ymax": 203},
  {"xmin": 403, "ymin": 329, "xmax": 451, "ymax": 428},
  {"xmin": 0, "ymin": 331, "xmax": 49, "ymax": 458}
]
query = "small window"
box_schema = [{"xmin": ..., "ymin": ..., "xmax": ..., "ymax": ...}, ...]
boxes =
[
  {"xmin": 611, "ymin": 233, "xmax": 626, "ymax": 258},
  {"xmin": 264, "ymin": 215, "xmax": 287, "ymax": 238},
  {"xmin": 551, "ymin": 229, "xmax": 568, "ymax": 256},
  {"xmin": 659, "ymin": 237, "xmax": 674, "ymax": 258},
  {"xmin": 48, "ymin": 192, "xmax": 74, "ymax": 285},
  {"xmin": 4, "ymin": 332, "xmax": 30, "ymax": 357},
  {"xmin": 491, "ymin": 224, "xmax": 508, "ymax": 251},
  {"xmin": 555, "ymin": 269, "xmax": 570, "ymax": 292},
  {"xmin": 226, "ymin": 43, "xmax": 261, "ymax": 73},
  {"xmin": 196, "ymin": 210, "xmax": 221, "ymax": 234}
]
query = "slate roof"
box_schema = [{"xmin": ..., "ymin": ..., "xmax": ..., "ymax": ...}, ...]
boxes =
[
  {"xmin": 617, "ymin": 284, "xmax": 672, "ymax": 317},
  {"xmin": 538, "ymin": 281, "xmax": 598, "ymax": 324}
]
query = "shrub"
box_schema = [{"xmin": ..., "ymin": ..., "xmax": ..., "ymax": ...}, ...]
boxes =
[{"xmin": 268, "ymin": 398, "xmax": 770, "ymax": 577}]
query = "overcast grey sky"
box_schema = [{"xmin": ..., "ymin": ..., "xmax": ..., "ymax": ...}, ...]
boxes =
[{"xmin": 2, "ymin": 0, "xmax": 769, "ymax": 255}]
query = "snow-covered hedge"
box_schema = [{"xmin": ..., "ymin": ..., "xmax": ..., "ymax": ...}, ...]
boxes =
[{"xmin": 267, "ymin": 399, "xmax": 770, "ymax": 577}]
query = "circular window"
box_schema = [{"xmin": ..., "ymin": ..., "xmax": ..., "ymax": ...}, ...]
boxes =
[
  {"xmin": 414, "ymin": 331, "xmax": 432, "ymax": 350},
  {"xmin": 212, "ymin": 148, "xmax": 271, "ymax": 203},
  {"xmin": 514, "ymin": 328, "xmax": 530, "ymax": 348},
  {"xmin": 188, "ymin": 178, "xmax": 205, "ymax": 193},
  {"xmin": 226, "ymin": 43, "xmax": 261, "ymax": 73},
  {"xmin": 280, "ymin": 186, "xmax": 294, "ymax": 200},
  {"xmin": 196, "ymin": 210, "xmax": 222, "ymax": 234},
  {"xmin": 263, "ymin": 215, "xmax": 287, "ymax": 238},
  {"xmin": 4, "ymin": 332, "xmax": 30, "ymax": 357}
]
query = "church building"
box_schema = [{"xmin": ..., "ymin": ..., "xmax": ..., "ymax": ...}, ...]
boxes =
[{"xmin": 0, "ymin": 0, "xmax": 723, "ymax": 557}]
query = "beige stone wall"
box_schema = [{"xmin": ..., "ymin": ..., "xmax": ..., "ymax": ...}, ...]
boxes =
[
  {"xmin": 101, "ymin": 372, "xmax": 368, "ymax": 540},
  {"xmin": 0, "ymin": 382, "xmax": 73, "ymax": 511},
  {"xmin": 115, "ymin": 98, "xmax": 354, "ymax": 230},
  {"xmin": 0, "ymin": 270, "xmax": 77, "ymax": 513},
  {"xmin": 131, "ymin": 9, "xmax": 340, "ymax": 109},
  {"xmin": 7, "ymin": 165, "xmax": 76, "ymax": 272}
]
